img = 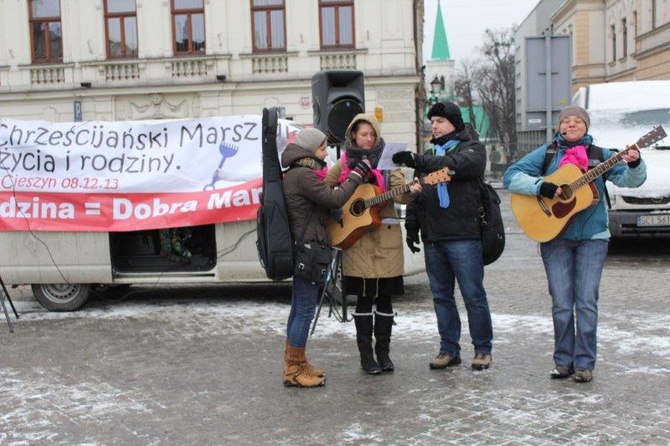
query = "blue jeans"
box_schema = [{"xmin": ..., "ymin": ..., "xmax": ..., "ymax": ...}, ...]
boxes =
[
  {"xmin": 286, "ymin": 276, "xmax": 319, "ymax": 348},
  {"xmin": 424, "ymin": 239, "xmax": 493, "ymax": 357},
  {"xmin": 540, "ymin": 238, "xmax": 608, "ymax": 371}
]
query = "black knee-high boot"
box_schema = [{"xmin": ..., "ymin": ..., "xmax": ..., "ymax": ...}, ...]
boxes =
[
  {"xmin": 354, "ymin": 313, "xmax": 382, "ymax": 375},
  {"xmin": 374, "ymin": 311, "xmax": 395, "ymax": 372}
]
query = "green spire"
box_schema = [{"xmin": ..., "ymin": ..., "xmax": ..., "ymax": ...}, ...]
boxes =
[{"xmin": 431, "ymin": 0, "xmax": 451, "ymax": 60}]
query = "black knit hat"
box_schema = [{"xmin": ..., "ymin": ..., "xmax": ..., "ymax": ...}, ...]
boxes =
[{"xmin": 427, "ymin": 101, "xmax": 464, "ymax": 131}]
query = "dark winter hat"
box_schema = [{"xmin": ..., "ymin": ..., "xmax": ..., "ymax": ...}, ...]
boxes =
[
  {"xmin": 558, "ymin": 105, "xmax": 590, "ymax": 131},
  {"xmin": 427, "ymin": 101, "xmax": 465, "ymax": 131},
  {"xmin": 294, "ymin": 128, "xmax": 327, "ymax": 153}
]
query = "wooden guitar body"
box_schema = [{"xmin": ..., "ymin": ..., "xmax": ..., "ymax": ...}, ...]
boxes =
[
  {"xmin": 327, "ymin": 184, "xmax": 384, "ymax": 249},
  {"xmin": 511, "ymin": 164, "xmax": 598, "ymax": 242},
  {"xmin": 327, "ymin": 166, "xmax": 454, "ymax": 249}
]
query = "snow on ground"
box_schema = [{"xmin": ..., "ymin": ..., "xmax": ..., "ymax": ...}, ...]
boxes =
[{"xmin": 11, "ymin": 297, "xmax": 670, "ymax": 370}]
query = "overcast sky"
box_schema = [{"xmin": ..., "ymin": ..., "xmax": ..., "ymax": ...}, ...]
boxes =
[{"xmin": 423, "ymin": 0, "xmax": 540, "ymax": 63}]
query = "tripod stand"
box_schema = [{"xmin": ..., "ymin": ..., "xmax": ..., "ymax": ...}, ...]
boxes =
[
  {"xmin": 311, "ymin": 247, "xmax": 352, "ymax": 335},
  {"xmin": 1, "ymin": 274, "xmax": 19, "ymax": 333}
]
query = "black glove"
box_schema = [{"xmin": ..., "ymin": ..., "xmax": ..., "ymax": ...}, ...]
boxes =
[
  {"xmin": 392, "ymin": 151, "xmax": 416, "ymax": 168},
  {"xmin": 539, "ymin": 181, "xmax": 559, "ymax": 199},
  {"xmin": 627, "ymin": 158, "xmax": 641, "ymax": 168},
  {"xmin": 352, "ymin": 158, "xmax": 372, "ymax": 178},
  {"xmin": 405, "ymin": 222, "xmax": 421, "ymax": 253}
]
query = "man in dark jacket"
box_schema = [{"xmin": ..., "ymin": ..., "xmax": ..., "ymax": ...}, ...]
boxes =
[{"xmin": 393, "ymin": 101, "xmax": 494, "ymax": 371}]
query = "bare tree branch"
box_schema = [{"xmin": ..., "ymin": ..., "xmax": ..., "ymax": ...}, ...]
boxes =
[{"xmin": 474, "ymin": 28, "xmax": 517, "ymax": 154}]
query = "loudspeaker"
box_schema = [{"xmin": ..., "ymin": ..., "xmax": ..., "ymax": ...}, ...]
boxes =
[{"xmin": 311, "ymin": 70, "xmax": 365, "ymax": 145}]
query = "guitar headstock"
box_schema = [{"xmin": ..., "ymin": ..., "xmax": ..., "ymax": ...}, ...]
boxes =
[
  {"xmin": 635, "ymin": 126, "xmax": 667, "ymax": 149},
  {"xmin": 423, "ymin": 167, "xmax": 453, "ymax": 185}
]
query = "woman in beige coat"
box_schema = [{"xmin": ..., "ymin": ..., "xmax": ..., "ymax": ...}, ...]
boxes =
[{"xmin": 325, "ymin": 114, "xmax": 416, "ymax": 374}]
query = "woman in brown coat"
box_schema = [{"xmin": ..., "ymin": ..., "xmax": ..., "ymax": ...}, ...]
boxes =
[
  {"xmin": 325, "ymin": 114, "xmax": 418, "ymax": 374},
  {"xmin": 281, "ymin": 128, "xmax": 371, "ymax": 387}
]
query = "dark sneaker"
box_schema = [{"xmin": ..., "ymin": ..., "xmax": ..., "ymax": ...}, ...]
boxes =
[
  {"xmin": 429, "ymin": 354, "xmax": 462, "ymax": 369},
  {"xmin": 471, "ymin": 353, "xmax": 492, "ymax": 370},
  {"xmin": 573, "ymin": 369, "xmax": 593, "ymax": 383},
  {"xmin": 550, "ymin": 366, "xmax": 574, "ymax": 379}
]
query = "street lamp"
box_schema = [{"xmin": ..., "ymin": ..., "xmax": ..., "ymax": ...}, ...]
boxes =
[
  {"xmin": 430, "ymin": 75, "xmax": 443, "ymax": 97},
  {"xmin": 420, "ymin": 75, "xmax": 446, "ymax": 152}
]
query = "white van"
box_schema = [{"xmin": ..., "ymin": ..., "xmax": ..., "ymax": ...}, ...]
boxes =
[
  {"xmin": 572, "ymin": 80, "xmax": 670, "ymax": 239},
  {"xmin": 0, "ymin": 114, "xmax": 423, "ymax": 311}
]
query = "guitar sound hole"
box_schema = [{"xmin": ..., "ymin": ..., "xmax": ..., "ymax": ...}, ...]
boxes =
[{"xmin": 350, "ymin": 199, "xmax": 366, "ymax": 217}]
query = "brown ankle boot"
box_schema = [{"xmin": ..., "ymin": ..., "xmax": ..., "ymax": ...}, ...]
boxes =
[
  {"xmin": 285, "ymin": 339, "xmax": 324, "ymax": 377},
  {"xmin": 283, "ymin": 346, "xmax": 326, "ymax": 388}
]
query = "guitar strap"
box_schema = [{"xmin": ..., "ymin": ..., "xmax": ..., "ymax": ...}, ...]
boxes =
[{"xmin": 542, "ymin": 143, "xmax": 610, "ymax": 208}]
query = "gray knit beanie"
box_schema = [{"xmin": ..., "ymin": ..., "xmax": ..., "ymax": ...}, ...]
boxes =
[
  {"xmin": 294, "ymin": 128, "xmax": 327, "ymax": 153},
  {"xmin": 558, "ymin": 105, "xmax": 590, "ymax": 131}
]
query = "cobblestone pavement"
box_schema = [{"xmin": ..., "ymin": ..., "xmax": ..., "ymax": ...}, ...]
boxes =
[{"xmin": 1, "ymin": 190, "xmax": 669, "ymax": 445}]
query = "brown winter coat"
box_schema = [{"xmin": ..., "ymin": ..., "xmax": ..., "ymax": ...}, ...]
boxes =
[
  {"xmin": 324, "ymin": 113, "xmax": 414, "ymax": 279},
  {"xmin": 281, "ymin": 143, "xmax": 362, "ymax": 245}
]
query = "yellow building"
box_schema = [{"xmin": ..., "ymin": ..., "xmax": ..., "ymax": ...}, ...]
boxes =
[{"xmin": 516, "ymin": 0, "xmax": 670, "ymax": 137}]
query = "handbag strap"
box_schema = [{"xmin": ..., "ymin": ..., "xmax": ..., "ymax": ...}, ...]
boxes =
[{"xmin": 296, "ymin": 205, "xmax": 315, "ymax": 245}]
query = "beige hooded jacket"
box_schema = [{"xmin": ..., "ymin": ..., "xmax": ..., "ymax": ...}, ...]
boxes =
[{"xmin": 325, "ymin": 113, "xmax": 413, "ymax": 279}]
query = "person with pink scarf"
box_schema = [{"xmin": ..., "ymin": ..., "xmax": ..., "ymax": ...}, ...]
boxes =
[
  {"xmin": 504, "ymin": 105, "xmax": 646, "ymax": 383},
  {"xmin": 325, "ymin": 114, "xmax": 418, "ymax": 375}
]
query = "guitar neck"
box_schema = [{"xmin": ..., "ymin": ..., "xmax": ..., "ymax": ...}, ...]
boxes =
[
  {"xmin": 361, "ymin": 166, "xmax": 452, "ymax": 209},
  {"xmin": 364, "ymin": 183, "xmax": 412, "ymax": 208},
  {"xmin": 568, "ymin": 145, "xmax": 634, "ymax": 190}
]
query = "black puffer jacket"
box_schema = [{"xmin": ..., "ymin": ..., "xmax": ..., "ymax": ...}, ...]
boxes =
[
  {"xmin": 406, "ymin": 126, "xmax": 486, "ymax": 242},
  {"xmin": 281, "ymin": 143, "xmax": 362, "ymax": 245}
]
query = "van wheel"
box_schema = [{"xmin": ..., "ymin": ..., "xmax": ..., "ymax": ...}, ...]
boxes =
[{"xmin": 31, "ymin": 284, "xmax": 92, "ymax": 312}]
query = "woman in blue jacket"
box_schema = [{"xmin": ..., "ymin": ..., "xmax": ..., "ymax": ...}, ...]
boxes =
[{"xmin": 503, "ymin": 105, "xmax": 646, "ymax": 383}]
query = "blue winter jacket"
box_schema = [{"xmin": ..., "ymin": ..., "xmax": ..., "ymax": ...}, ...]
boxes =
[{"xmin": 503, "ymin": 142, "xmax": 647, "ymax": 240}]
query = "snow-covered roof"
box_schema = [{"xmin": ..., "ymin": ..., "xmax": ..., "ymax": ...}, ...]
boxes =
[{"xmin": 585, "ymin": 80, "xmax": 670, "ymax": 111}]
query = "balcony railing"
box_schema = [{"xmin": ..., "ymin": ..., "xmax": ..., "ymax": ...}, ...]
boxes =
[
  {"xmin": 251, "ymin": 54, "xmax": 289, "ymax": 74},
  {"xmin": 30, "ymin": 66, "xmax": 65, "ymax": 84},
  {"xmin": 320, "ymin": 52, "xmax": 357, "ymax": 70},
  {"xmin": 103, "ymin": 62, "xmax": 141, "ymax": 81},
  {"xmin": 171, "ymin": 58, "xmax": 213, "ymax": 78}
]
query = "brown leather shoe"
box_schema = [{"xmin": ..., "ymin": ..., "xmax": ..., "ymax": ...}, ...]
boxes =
[
  {"xmin": 550, "ymin": 366, "xmax": 574, "ymax": 379},
  {"xmin": 471, "ymin": 353, "xmax": 492, "ymax": 370},
  {"xmin": 283, "ymin": 364, "xmax": 326, "ymax": 388},
  {"xmin": 573, "ymin": 369, "xmax": 593, "ymax": 383},
  {"xmin": 429, "ymin": 354, "xmax": 462, "ymax": 369}
]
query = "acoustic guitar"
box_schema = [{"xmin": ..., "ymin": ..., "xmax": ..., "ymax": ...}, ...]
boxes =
[
  {"xmin": 328, "ymin": 167, "xmax": 453, "ymax": 249},
  {"xmin": 511, "ymin": 126, "xmax": 667, "ymax": 242}
]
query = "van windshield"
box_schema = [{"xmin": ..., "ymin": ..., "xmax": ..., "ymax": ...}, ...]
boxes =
[
  {"xmin": 590, "ymin": 108, "xmax": 670, "ymax": 150},
  {"xmin": 591, "ymin": 108, "xmax": 670, "ymax": 127}
]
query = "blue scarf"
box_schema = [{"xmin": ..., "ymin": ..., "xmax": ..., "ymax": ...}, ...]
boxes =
[
  {"xmin": 554, "ymin": 133, "xmax": 593, "ymax": 150},
  {"xmin": 434, "ymin": 139, "xmax": 460, "ymax": 208}
]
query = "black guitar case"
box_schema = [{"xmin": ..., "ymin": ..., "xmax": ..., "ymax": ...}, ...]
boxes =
[{"xmin": 256, "ymin": 107, "xmax": 294, "ymax": 280}]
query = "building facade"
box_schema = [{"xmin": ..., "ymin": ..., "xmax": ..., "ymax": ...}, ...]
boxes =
[
  {"xmin": 0, "ymin": 0, "xmax": 425, "ymax": 147},
  {"xmin": 515, "ymin": 0, "xmax": 670, "ymax": 140}
]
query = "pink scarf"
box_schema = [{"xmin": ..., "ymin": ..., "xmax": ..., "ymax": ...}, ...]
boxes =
[
  {"xmin": 559, "ymin": 145, "xmax": 589, "ymax": 171},
  {"xmin": 314, "ymin": 165, "xmax": 328, "ymax": 180},
  {"xmin": 337, "ymin": 153, "xmax": 386, "ymax": 192}
]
